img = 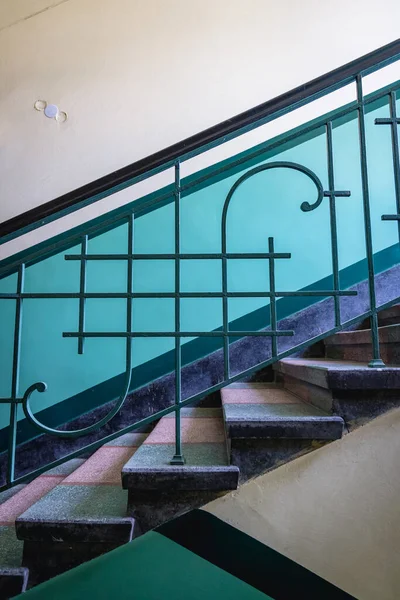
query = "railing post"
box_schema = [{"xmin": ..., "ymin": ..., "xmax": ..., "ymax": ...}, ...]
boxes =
[
  {"xmin": 326, "ymin": 122, "xmax": 342, "ymax": 328},
  {"xmin": 7, "ymin": 263, "xmax": 25, "ymax": 484},
  {"xmin": 356, "ymin": 74, "xmax": 385, "ymax": 368},
  {"xmin": 78, "ymin": 235, "xmax": 88, "ymax": 354},
  {"xmin": 268, "ymin": 237, "xmax": 278, "ymax": 359},
  {"xmin": 171, "ymin": 161, "xmax": 185, "ymax": 465},
  {"xmin": 126, "ymin": 213, "xmax": 134, "ymax": 409},
  {"xmin": 375, "ymin": 91, "xmax": 400, "ymax": 237}
]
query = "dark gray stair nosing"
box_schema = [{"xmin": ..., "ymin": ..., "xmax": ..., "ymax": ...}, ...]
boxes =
[
  {"xmin": 15, "ymin": 517, "xmax": 135, "ymax": 544},
  {"xmin": 274, "ymin": 358, "xmax": 400, "ymax": 390},
  {"xmin": 225, "ymin": 416, "xmax": 344, "ymax": 440},
  {"xmin": 121, "ymin": 465, "xmax": 239, "ymax": 492}
]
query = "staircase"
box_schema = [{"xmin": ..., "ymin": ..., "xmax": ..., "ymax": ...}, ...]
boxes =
[
  {"xmin": 0, "ymin": 305, "xmax": 398, "ymax": 593},
  {"xmin": 1, "ymin": 41, "xmax": 400, "ymax": 596}
]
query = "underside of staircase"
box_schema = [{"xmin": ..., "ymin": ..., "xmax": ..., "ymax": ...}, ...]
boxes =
[{"xmin": 0, "ymin": 304, "xmax": 399, "ymax": 595}]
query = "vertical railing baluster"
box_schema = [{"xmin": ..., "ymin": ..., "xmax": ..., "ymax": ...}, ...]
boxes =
[
  {"xmin": 375, "ymin": 91, "xmax": 400, "ymax": 233},
  {"xmin": 326, "ymin": 122, "xmax": 341, "ymax": 328},
  {"xmin": 356, "ymin": 74, "xmax": 384, "ymax": 367},
  {"xmin": 126, "ymin": 214, "xmax": 134, "ymax": 424},
  {"xmin": 221, "ymin": 225, "xmax": 229, "ymax": 382},
  {"xmin": 8, "ymin": 263, "xmax": 25, "ymax": 484},
  {"xmin": 78, "ymin": 235, "xmax": 88, "ymax": 354},
  {"xmin": 388, "ymin": 91, "xmax": 400, "ymax": 240},
  {"xmin": 268, "ymin": 237, "xmax": 278, "ymax": 358},
  {"xmin": 171, "ymin": 162, "xmax": 185, "ymax": 465}
]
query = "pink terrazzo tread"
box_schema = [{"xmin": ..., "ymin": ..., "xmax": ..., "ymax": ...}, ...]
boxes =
[
  {"xmin": 0, "ymin": 475, "xmax": 63, "ymax": 525},
  {"xmin": 63, "ymin": 446, "xmax": 137, "ymax": 486},
  {"xmin": 221, "ymin": 386, "xmax": 299, "ymax": 405},
  {"xmin": 144, "ymin": 417, "xmax": 225, "ymax": 445}
]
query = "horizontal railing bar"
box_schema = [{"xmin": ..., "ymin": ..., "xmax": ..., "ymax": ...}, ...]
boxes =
[
  {"xmin": 63, "ymin": 331, "xmax": 295, "ymax": 338},
  {"xmin": 382, "ymin": 214, "xmax": 400, "ymax": 220},
  {"xmin": 0, "ymin": 290, "xmax": 357, "ymax": 300},
  {"xmin": 1, "ymin": 40, "xmax": 400, "ymax": 244},
  {"xmin": 4, "ymin": 295, "xmax": 400, "ymax": 493},
  {"xmin": 65, "ymin": 252, "xmax": 292, "ymax": 261}
]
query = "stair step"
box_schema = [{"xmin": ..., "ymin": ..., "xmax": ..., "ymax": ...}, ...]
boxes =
[
  {"xmin": 274, "ymin": 357, "xmax": 400, "ymax": 431},
  {"xmin": 325, "ymin": 324, "xmax": 400, "ymax": 363},
  {"xmin": 274, "ymin": 358, "xmax": 400, "ymax": 390},
  {"xmin": 15, "ymin": 435, "xmax": 144, "ymax": 585},
  {"xmin": 221, "ymin": 384, "xmax": 343, "ymax": 440},
  {"xmin": 0, "ymin": 458, "xmax": 85, "ymax": 593},
  {"xmin": 359, "ymin": 304, "xmax": 400, "ymax": 329},
  {"xmin": 122, "ymin": 408, "xmax": 238, "ymax": 491},
  {"xmin": 122, "ymin": 408, "xmax": 239, "ymax": 533}
]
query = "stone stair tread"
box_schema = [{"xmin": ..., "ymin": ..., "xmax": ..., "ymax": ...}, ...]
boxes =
[
  {"xmin": 274, "ymin": 358, "xmax": 400, "ymax": 389},
  {"xmin": 222, "ymin": 385, "xmax": 343, "ymax": 440},
  {"xmin": 221, "ymin": 385, "xmax": 297, "ymax": 405},
  {"xmin": 325, "ymin": 323, "xmax": 400, "ymax": 345},
  {"xmin": 224, "ymin": 402, "xmax": 340, "ymax": 421},
  {"xmin": 122, "ymin": 408, "xmax": 239, "ymax": 491},
  {"xmin": 15, "ymin": 436, "xmax": 142, "ymax": 544},
  {"xmin": 0, "ymin": 484, "xmax": 27, "ymax": 506},
  {"xmin": 324, "ymin": 324, "xmax": 400, "ymax": 364},
  {"xmin": 16, "ymin": 485, "xmax": 133, "ymax": 543},
  {"xmin": 359, "ymin": 304, "xmax": 400, "ymax": 328},
  {"xmin": 0, "ymin": 457, "xmax": 86, "ymax": 590}
]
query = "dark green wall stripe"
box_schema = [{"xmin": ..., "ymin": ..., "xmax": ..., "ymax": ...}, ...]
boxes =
[
  {"xmin": 0, "ymin": 242, "xmax": 397, "ymax": 453},
  {"xmin": 157, "ymin": 510, "xmax": 355, "ymax": 600}
]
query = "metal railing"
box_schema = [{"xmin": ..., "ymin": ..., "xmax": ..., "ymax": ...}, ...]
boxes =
[{"xmin": 1, "ymin": 47, "xmax": 400, "ymax": 490}]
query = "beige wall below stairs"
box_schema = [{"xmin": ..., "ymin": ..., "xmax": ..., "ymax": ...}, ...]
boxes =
[{"xmin": 205, "ymin": 407, "xmax": 400, "ymax": 600}]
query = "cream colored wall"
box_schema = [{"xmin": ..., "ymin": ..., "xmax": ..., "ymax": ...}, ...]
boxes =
[
  {"xmin": 205, "ymin": 408, "xmax": 400, "ymax": 600},
  {"xmin": 0, "ymin": 0, "xmax": 399, "ymax": 257}
]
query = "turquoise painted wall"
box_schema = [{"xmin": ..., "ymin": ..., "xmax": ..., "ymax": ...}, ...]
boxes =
[{"xmin": 0, "ymin": 93, "xmax": 399, "ymax": 433}]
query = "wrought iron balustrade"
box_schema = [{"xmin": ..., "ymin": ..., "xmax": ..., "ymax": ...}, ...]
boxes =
[{"xmin": 1, "ymin": 47, "xmax": 400, "ymax": 491}]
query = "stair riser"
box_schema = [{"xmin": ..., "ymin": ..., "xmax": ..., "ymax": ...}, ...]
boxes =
[
  {"xmin": 359, "ymin": 305, "xmax": 400, "ymax": 329},
  {"xmin": 0, "ymin": 568, "xmax": 28, "ymax": 598},
  {"xmin": 281, "ymin": 375, "xmax": 334, "ymax": 412},
  {"xmin": 282, "ymin": 374, "xmax": 400, "ymax": 430},
  {"xmin": 230, "ymin": 439, "xmax": 327, "ymax": 484},
  {"xmin": 122, "ymin": 469, "xmax": 238, "ymax": 492},
  {"xmin": 127, "ymin": 490, "xmax": 229, "ymax": 533},
  {"xmin": 332, "ymin": 391, "xmax": 400, "ymax": 430},
  {"xmin": 226, "ymin": 420, "xmax": 343, "ymax": 440},
  {"xmin": 16, "ymin": 521, "xmax": 134, "ymax": 544},
  {"xmin": 21, "ymin": 540, "xmax": 128, "ymax": 587},
  {"xmin": 325, "ymin": 343, "xmax": 400, "ymax": 364}
]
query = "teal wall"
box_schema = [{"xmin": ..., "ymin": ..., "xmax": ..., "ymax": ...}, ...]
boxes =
[{"xmin": 0, "ymin": 91, "xmax": 399, "ymax": 435}]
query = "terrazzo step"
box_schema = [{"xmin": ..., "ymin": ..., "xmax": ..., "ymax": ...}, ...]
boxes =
[
  {"xmin": 358, "ymin": 304, "xmax": 400, "ymax": 329},
  {"xmin": 122, "ymin": 408, "xmax": 239, "ymax": 532},
  {"xmin": 274, "ymin": 358, "xmax": 400, "ymax": 430},
  {"xmin": 324, "ymin": 324, "xmax": 400, "ymax": 364},
  {"xmin": 221, "ymin": 383, "xmax": 343, "ymax": 483},
  {"xmin": 0, "ymin": 458, "xmax": 85, "ymax": 597},
  {"xmin": 16, "ymin": 434, "xmax": 146, "ymax": 586},
  {"xmin": 221, "ymin": 383, "xmax": 344, "ymax": 440}
]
